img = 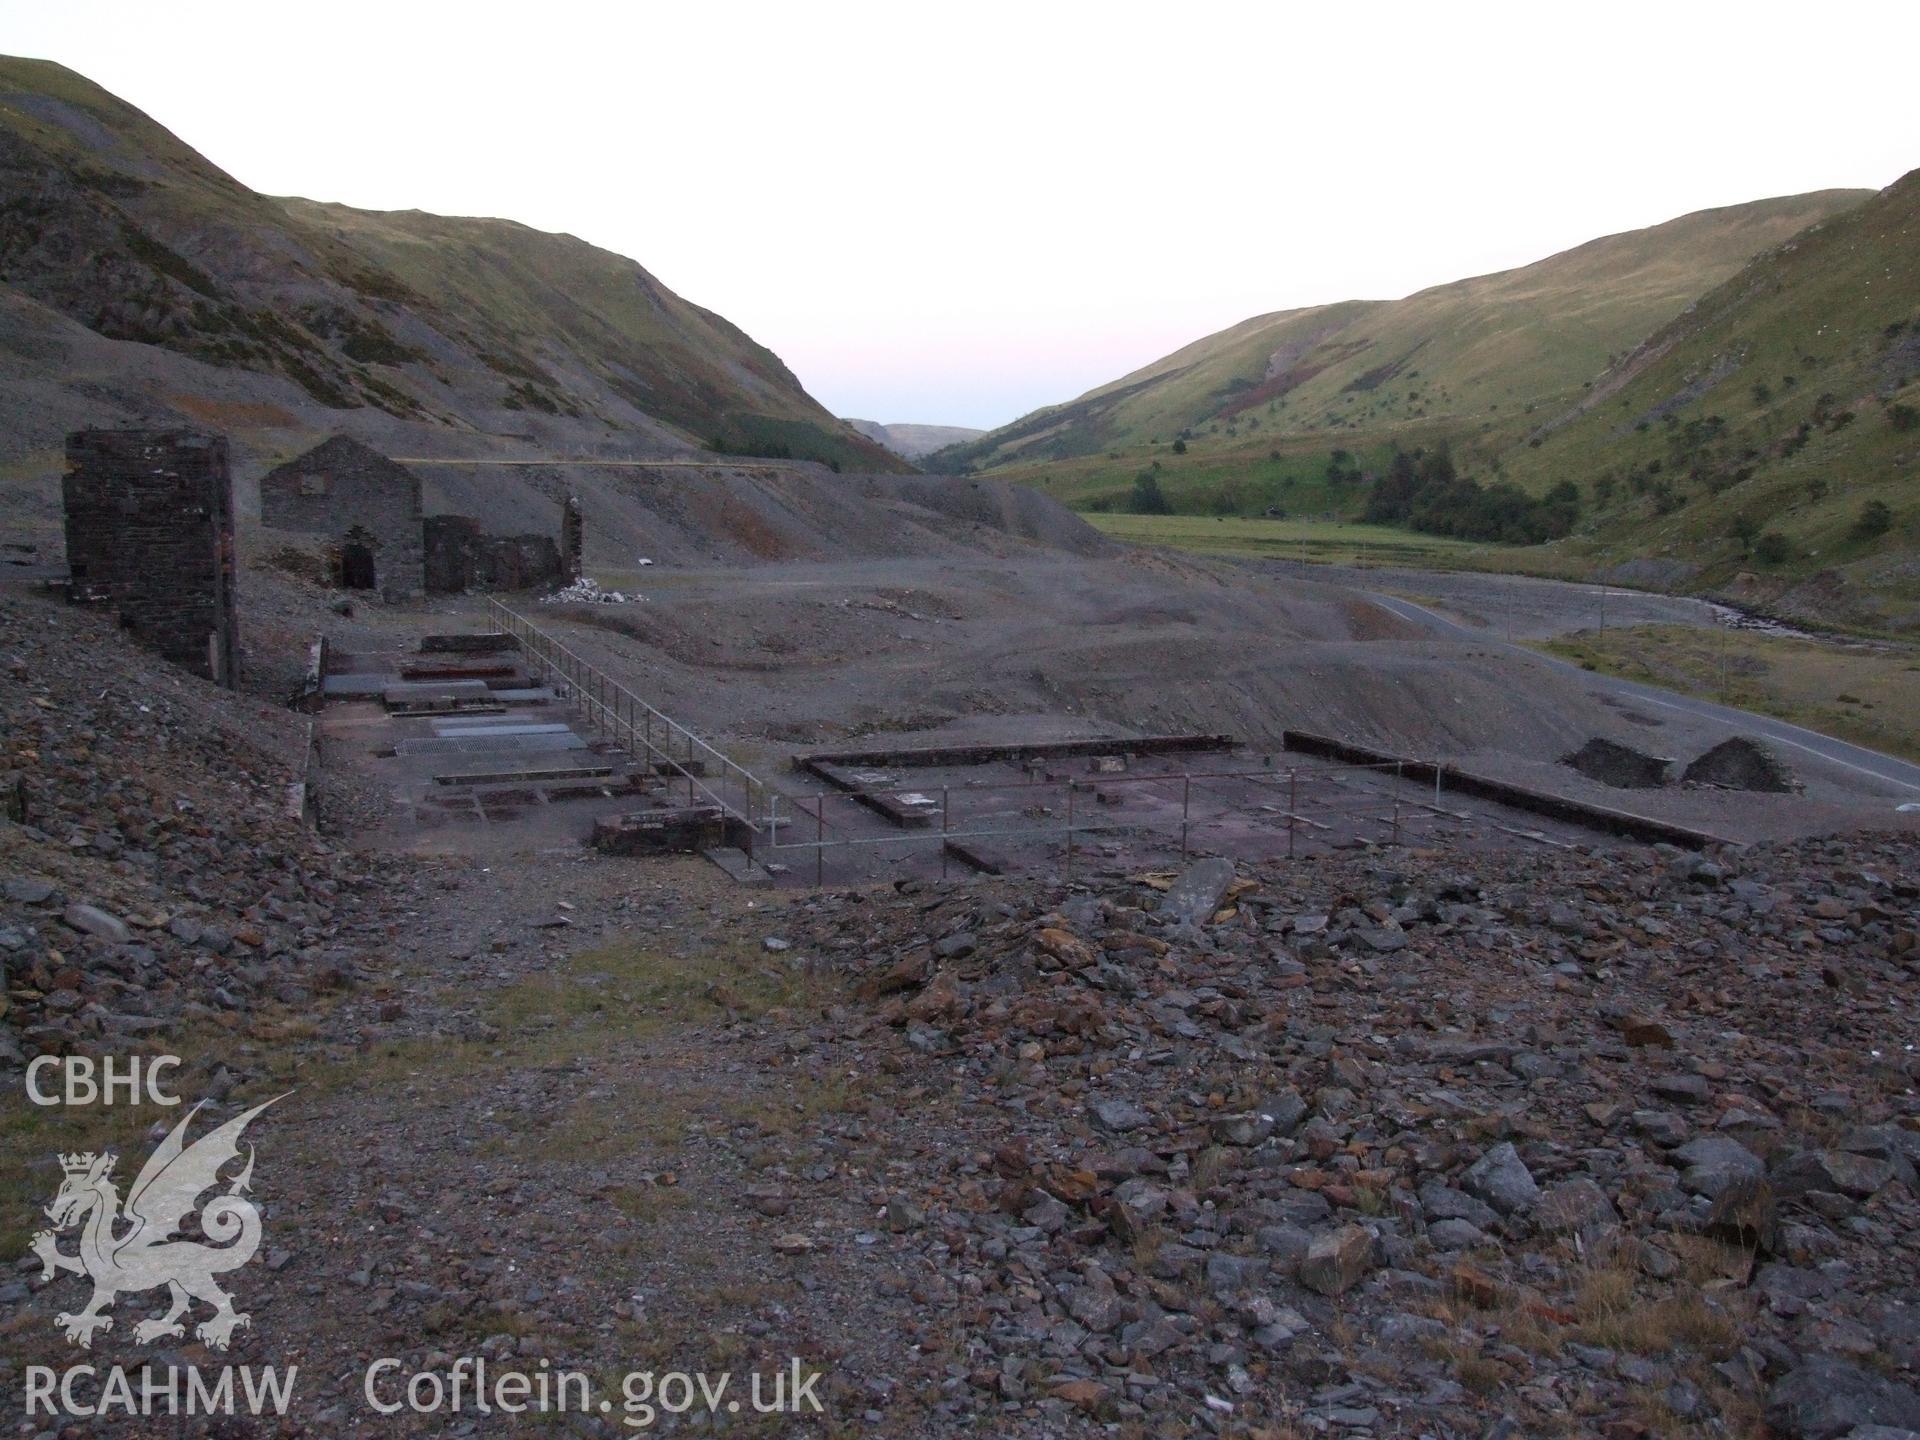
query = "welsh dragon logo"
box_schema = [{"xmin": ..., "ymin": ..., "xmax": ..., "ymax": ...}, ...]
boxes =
[{"xmin": 29, "ymin": 1097, "xmax": 281, "ymax": 1350}]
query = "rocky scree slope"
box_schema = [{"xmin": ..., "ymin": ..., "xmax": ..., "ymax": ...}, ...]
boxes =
[{"xmin": 0, "ymin": 591, "xmax": 408, "ymax": 1071}]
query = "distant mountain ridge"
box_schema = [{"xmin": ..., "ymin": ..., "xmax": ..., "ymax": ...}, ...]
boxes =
[
  {"xmin": 0, "ymin": 55, "xmax": 903, "ymax": 472},
  {"xmin": 845, "ymin": 419, "xmax": 986, "ymax": 459}
]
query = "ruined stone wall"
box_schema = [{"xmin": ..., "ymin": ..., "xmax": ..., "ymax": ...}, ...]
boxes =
[
  {"xmin": 562, "ymin": 495, "xmax": 583, "ymax": 581},
  {"xmin": 423, "ymin": 515, "xmax": 564, "ymax": 595},
  {"xmin": 62, "ymin": 429, "xmax": 238, "ymax": 686},
  {"xmin": 258, "ymin": 437, "xmax": 424, "ymax": 600}
]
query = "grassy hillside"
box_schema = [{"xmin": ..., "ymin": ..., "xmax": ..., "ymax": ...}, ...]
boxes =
[
  {"xmin": 1500, "ymin": 169, "xmax": 1920, "ymax": 630},
  {"xmin": 946, "ymin": 179, "xmax": 1920, "ymax": 630},
  {"xmin": 0, "ymin": 55, "xmax": 900, "ymax": 471},
  {"xmin": 941, "ymin": 190, "xmax": 1867, "ymax": 481}
]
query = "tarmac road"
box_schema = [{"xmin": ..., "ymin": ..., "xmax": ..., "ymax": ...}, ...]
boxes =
[{"xmin": 1365, "ymin": 592, "xmax": 1920, "ymax": 798}]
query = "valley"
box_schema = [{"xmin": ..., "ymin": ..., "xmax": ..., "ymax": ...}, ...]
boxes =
[{"xmin": 1, "ymin": 41, "xmax": 1917, "ymax": 1440}]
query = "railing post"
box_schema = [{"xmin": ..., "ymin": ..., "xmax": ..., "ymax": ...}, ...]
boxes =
[
  {"xmin": 1065, "ymin": 781, "xmax": 1075, "ymax": 881},
  {"xmin": 1181, "ymin": 775, "xmax": 1191, "ymax": 859},
  {"xmin": 1289, "ymin": 768, "xmax": 1297, "ymax": 860}
]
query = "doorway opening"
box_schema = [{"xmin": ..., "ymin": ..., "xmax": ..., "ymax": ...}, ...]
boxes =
[{"xmin": 340, "ymin": 542, "xmax": 377, "ymax": 590}]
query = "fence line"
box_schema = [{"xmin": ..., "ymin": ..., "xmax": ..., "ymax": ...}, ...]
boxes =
[
  {"xmin": 762, "ymin": 757, "xmax": 1460, "ymax": 882},
  {"xmin": 473, "ymin": 603, "xmax": 1484, "ymax": 883}
]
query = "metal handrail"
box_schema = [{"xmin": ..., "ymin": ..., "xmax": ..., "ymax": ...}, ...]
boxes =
[{"xmin": 482, "ymin": 598, "xmax": 770, "ymax": 849}]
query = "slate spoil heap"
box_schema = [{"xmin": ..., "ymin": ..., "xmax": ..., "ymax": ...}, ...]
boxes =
[
  {"xmin": 771, "ymin": 839, "xmax": 1920, "ymax": 1438},
  {"xmin": 0, "ymin": 595, "xmax": 405, "ymax": 1066}
]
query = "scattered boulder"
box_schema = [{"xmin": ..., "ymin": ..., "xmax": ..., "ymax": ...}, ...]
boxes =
[
  {"xmin": 61, "ymin": 902, "xmax": 129, "ymax": 945},
  {"xmin": 1089, "ymin": 1097, "xmax": 1152, "ymax": 1133},
  {"xmin": 1535, "ymin": 1176, "xmax": 1616, "ymax": 1233},
  {"xmin": 1462, "ymin": 1142, "xmax": 1540, "ymax": 1215},
  {"xmin": 1674, "ymin": 1135, "xmax": 1765, "ymax": 1198},
  {"xmin": 1766, "ymin": 1356, "xmax": 1920, "ymax": 1439},
  {"xmin": 1299, "ymin": 1224, "xmax": 1375, "ymax": 1296},
  {"xmin": 1159, "ymin": 857, "xmax": 1237, "ymax": 928},
  {"xmin": 1774, "ymin": 1149, "xmax": 1896, "ymax": 1200}
]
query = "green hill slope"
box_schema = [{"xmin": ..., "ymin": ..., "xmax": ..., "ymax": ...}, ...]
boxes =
[
  {"xmin": 0, "ymin": 55, "xmax": 899, "ymax": 470},
  {"xmin": 946, "ymin": 190, "xmax": 1868, "ymax": 472},
  {"xmin": 1503, "ymin": 168, "xmax": 1920, "ymax": 629}
]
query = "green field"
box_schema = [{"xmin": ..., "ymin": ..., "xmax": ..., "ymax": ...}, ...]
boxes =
[
  {"xmin": 1086, "ymin": 512, "xmax": 1509, "ymax": 568},
  {"xmin": 1543, "ymin": 624, "xmax": 1920, "ymax": 763}
]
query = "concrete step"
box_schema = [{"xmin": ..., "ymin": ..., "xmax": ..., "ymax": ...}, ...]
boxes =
[
  {"xmin": 467, "ymin": 773, "xmax": 654, "ymax": 805},
  {"xmin": 427, "ymin": 719, "xmax": 574, "ymax": 738}
]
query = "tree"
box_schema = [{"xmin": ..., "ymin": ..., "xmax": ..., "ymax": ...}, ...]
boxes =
[
  {"xmin": 1130, "ymin": 472, "xmax": 1172, "ymax": 515},
  {"xmin": 1753, "ymin": 531, "xmax": 1792, "ymax": 565},
  {"xmin": 1729, "ymin": 514, "xmax": 1760, "ymax": 552},
  {"xmin": 1889, "ymin": 402, "xmax": 1919, "ymax": 433},
  {"xmin": 1170, "ymin": 438, "xmax": 1187, "ymax": 455}
]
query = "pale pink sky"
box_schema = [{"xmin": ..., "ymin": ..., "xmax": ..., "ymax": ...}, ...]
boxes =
[{"xmin": 6, "ymin": 0, "xmax": 1916, "ymax": 428}]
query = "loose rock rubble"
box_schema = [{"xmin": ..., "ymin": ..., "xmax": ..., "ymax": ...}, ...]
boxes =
[
  {"xmin": 542, "ymin": 576, "xmax": 636, "ymax": 604},
  {"xmin": 766, "ymin": 836, "xmax": 1920, "ymax": 1436}
]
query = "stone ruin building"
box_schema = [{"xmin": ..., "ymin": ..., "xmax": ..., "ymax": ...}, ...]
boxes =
[
  {"xmin": 258, "ymin": 436, "xmax": 426, "ymax": 599},
  {"xmin": 259, "ymin": 436, "xmax": 579, "ymax": 598},
  {"xmin": 62, "ymin": 429, "xmax": 238, "ymax": 687}
]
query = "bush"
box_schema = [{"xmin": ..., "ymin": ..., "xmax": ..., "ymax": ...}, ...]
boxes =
[
  {"xmin": 1889, "ymin": 402, "xmax": 1919, "ymax": 433},
  {"xmin": 1324, "ymin": 448, "xmax": 1362, "ymax": 485},
  {"xmin": 1753, "ymin": 531, "xmax": 1793, "ymax": 565},
  {"xmin": 1853, "ymin": 500, "xmax": 1893, "ymax": 539},
  {"xmin": 1170, "ymin": 438, "xmax": 1187, "ymax": 455},
  {"xmin": 1362, "ymin": 446, "xmax": 1579, "ymax": 543}
]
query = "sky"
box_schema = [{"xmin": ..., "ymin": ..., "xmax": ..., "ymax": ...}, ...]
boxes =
[{"xmin": 4, "ymin": 0, "xmax": 1917, "ymax": 430}]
